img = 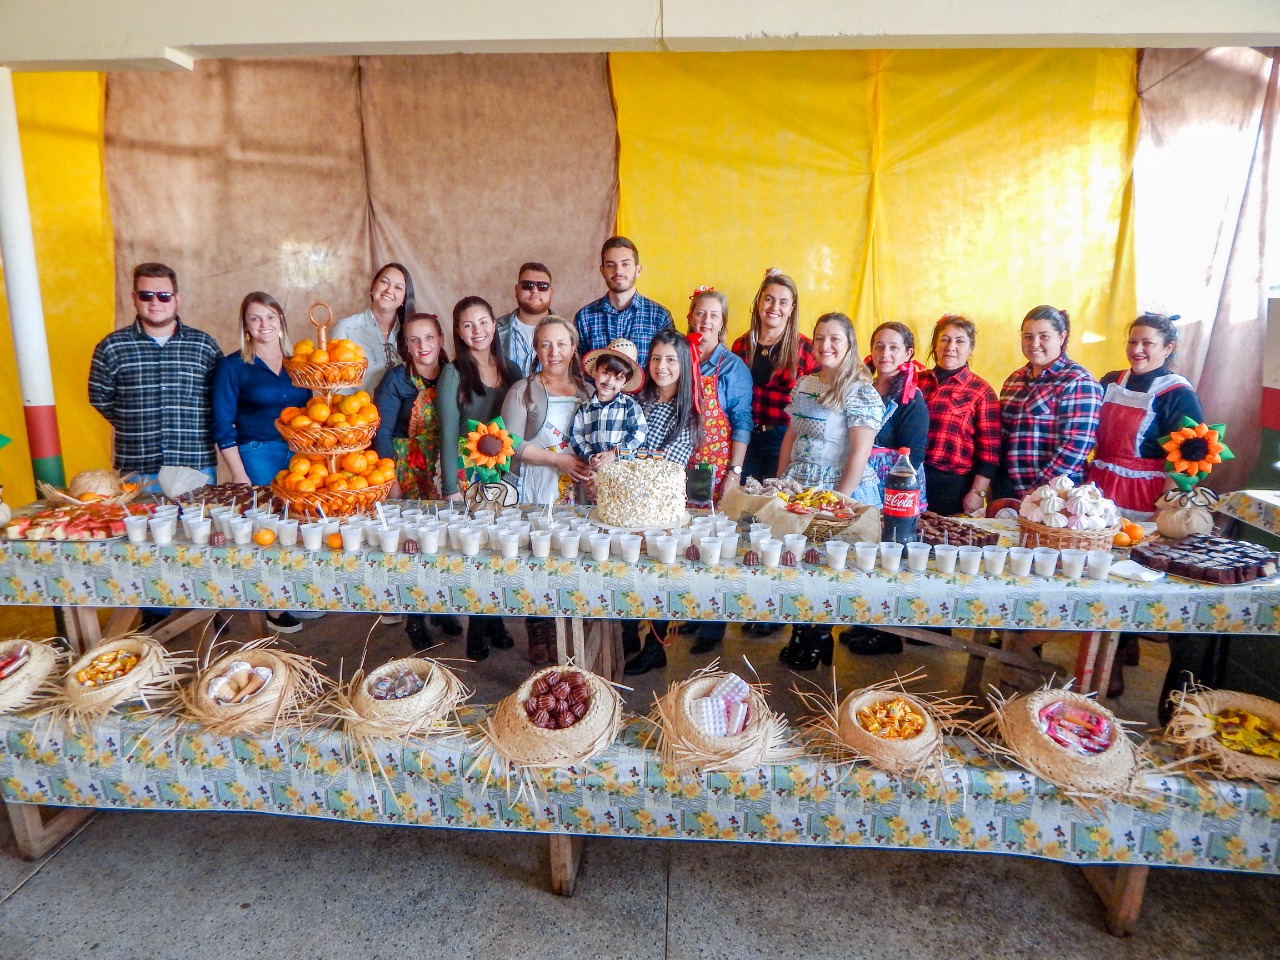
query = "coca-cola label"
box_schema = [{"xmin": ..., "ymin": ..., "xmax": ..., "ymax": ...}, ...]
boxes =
[{"xmin": 883, "ymin": 489, "xmax": 920, "ymax": 517}]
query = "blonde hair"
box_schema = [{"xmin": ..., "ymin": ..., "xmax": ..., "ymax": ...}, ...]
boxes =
[
  {"xmin": 746, "ymin": 269, "xmax": 801, "ymax": 375},
  {"xmin": 238, "ymin": 292, "xmax": 289, "ymax": 363},
  {"xmin": 813, "ymin": 312, "xmax": 871, "ymax": 410},
  {"xmin": 687, "ymin": 290, "xmax": 729, "ymax": 346},
  {"xmin": 522, "ymin": 314, "xmax": 588, "ymax": 403}
]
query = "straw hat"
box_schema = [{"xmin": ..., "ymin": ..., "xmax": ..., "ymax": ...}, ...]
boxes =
[{"xmin": 583, "ymin": 338, "xmax": 645, "ymax": 392}]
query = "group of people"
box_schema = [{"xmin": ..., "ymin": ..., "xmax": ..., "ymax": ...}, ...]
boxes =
[{"xmin": 88, "ymin": 240, "xmax": 1204, "ymax": 688}]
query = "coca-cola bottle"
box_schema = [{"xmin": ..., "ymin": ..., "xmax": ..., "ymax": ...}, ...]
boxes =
[{"xmin": 882, "ymin": 447, "xmax": 920, "ymax": 543}]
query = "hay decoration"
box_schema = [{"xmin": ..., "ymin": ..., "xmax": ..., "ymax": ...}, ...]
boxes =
[
  {"xmin": 1164, "ymin": 687, "xmax": 1280, "ymax": 789},
  {"xmin": 0, "ymin": 637, "xmax": 64, "ymax": 715},
  {"xmin": 978, "ymin": 685, "xmax": 1153, "ymax": 815},
  {"xmin": 39, "ymin": 633, "xmax": 187, "ymax": 734},
  {"xmin": 469, "ymin": 664, "xmax": 623, "ymax": 799},
  {"xmin": 796, "ymin": 670, "xmax": 971, "ymax": 785},
  {"xmin": 648, "ymin": 661, "xmax": 803, "ymax": 776},
  {"xmin": 178, "ymin": 638, "xmax": 329, "ymax": 739}
]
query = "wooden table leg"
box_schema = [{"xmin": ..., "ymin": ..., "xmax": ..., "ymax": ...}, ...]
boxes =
[
  {"xmin": 1082, "ymin": 864, "xmax": 1148, "ymax": 936},
  {"xmin": 1089, "ymin": 632, "xmax": 1121, "ymax": 702},
  {"xmin": 61, "ymin": 606, "xmax": 103, "ymax": 655},
  {"xmin": 548, "ymin": 833, "xmax": 583, "ymax": 896},
  {"xmin": 5, "ymin": 802, "xmax": 95, "ymax": 860},
  {"xmin": 554, "ymin": 616, "xmax": 588, "ymax": 667}
]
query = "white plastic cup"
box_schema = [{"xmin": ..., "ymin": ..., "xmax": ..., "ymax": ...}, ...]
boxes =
[
  {"xmin": 511, "ymin": 521, "xmax": 532, "ymax": 548},
  {"xmin": 230, "ymin": 517, "xmax": 254, "ymax": 545},
  {"xmin": 321, "ymin": 518, "xmax": 340, "ymax": 539},
  {"xmin": 498, "ymin": 531, "xmax": 520, "ymax": 558},
  {"xmin": 376, "ymin": 525, "xmax": 400, "ymax": 553},
  {"xmin": 905, "ymin": 541, "xmax": 932, "ymax": 573},
  {"xmin": 559, "ymin": 530, "xmax": 581, "ymax": 560},
  {"xmin": 380, "ymin": 504, "xmax": 402, "ymax": 521},
  {"xmin": 655, "ymin": 535, "xmax": 678, "ymax": 564},
  {"xmin": 749, "ymin": 522, "xmax": 772, "ymax": 536},
  {"xmin": 698, "ymin": 536, "xmax": 723, "ymax": 565},
  {"xmin": 853, "ymin": 541, "xmax": 879, "ymax": 572},
  {"xmin": 719, "ymin": 533, "xmax": 740, "ymax": 559},
  {"xmin": 748, "ymin": 529, "xmax": 770, "ymax": 551},
  {"xmin": 340, "ymin": 524, "xmax": 365, "ymax": 553},
  {"xmin": 714, "ymin": 519, "xmax": 738, "ymax": 537},
  {"xmin": 461, "ymin": 529, "xmax": 483, "ymax": 556},
  {"xmin": 152, "ymin": 504, "xmax": 180, "ymax": 520},
  {"xmin": 590, "ymin": 533, "xmax": 612, "ymax": 562},
  {"xmin": 879, "ymin": 541, "xmax": 904, "ymax": 573},
  {"xmin": 982, "ymin": 545, "xmax": 1009, "ymax": 576},
  {"xmin": 644, "ymin": 528, "xmax": 664, "ymax": 557},
  {"xmin": 1032, "ymin": 547, "xmax": 1060, "ymax": 577},
  {"xmin": 676, "ymin": 530, "xmax": 693, "ymax": 553},
  {"xmin": 187, "ymin": 516, "xmax": 213, "ymax": 545},
  {"xmin": 124, "ymin": 515, "xmax": 149, "ymax": 543},
  {"xmin": 500, "ymin": 507, "xmax": 524, "ymax": 522},
  {"xmin": 1008, "ymin": 546, "xmax": 1035, "ymax": 577},
  {"xmin": 400, "ymin": 509, "xmax": 423, "ymax": 524},
  {"xmin": 1060, "ymin": 548, "xmax": 1088, "ymax": 579},
  {"xmin": 272, "ymin": 519, "xmax": 297, "ymax": 547},
  {"xmin": 619, "ymin": 535, "xmax": 643, "ymax": 563},
  {"xmin": 825, "ymin": 540, "xmax": 849, "ymax": 571},
  {"xmin": 152, "ymin": 516, "xmax": 178, "ymax": 544},
  {"xmin": 300, "ymin": 522, "xmax": 324, "ymax": 551},
  {"xmin": 447, "ymin": 522, "xmax": 468, "ymax": 551},
  {"xmin": 1086, "ymin": 549, "xmax": 1114, "ymax": 580},
  {"xmin": 417, "ymin": 525, "xmax": 442, "ymax": 555},
  {"xmin": 957, "ymin": 545, "xmax": 983, "ymax": 575},
  {"xmin": 783, "ymin": 534, "xmax": 808, "ymax": 559},
  {"xmin": 530, "ymin": 530, "xmax": 552, "ymax": 558},
  {"xmin": 933, "ymin": 544, "xmax": 959, "ymax": 574},
  {"xmin": 760, "ymin": 538, "xmax": 783, "ymax": 569}
]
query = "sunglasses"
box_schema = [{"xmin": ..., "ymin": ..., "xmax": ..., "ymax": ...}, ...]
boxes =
[
  {"xmin": 135, "ymin": 290, "xmax": 175, "ymax": 303},
  {"xmin": 519, "ymin": 280, "xmax": 551, "ymax": 292}
]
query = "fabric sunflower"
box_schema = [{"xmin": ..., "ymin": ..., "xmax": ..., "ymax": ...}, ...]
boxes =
[
  {"xmin": 1157, "ymin": 417, "xmax": 1233, "ymax": 491},
  {"xmin": 459, "ymin": 417, "xmax": 520, "ymax": 484}
]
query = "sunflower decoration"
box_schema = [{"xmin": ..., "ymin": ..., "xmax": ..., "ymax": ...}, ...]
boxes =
[
  {"xmin": 1158, "ymin": 417, "xmax": 1233, "ymax": 491},
  {"xmin": 459, "ymin": 417, "xmax": 520, "ymax": 483}
]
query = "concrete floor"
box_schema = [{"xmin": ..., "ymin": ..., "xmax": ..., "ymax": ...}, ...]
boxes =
[{"xmin": 0, "ymin": 606, "xmax": 1275, "ymax": 959}]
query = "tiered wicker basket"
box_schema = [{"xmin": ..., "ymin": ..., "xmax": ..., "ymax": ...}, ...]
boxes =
[
  {"xmin": 271, "ymin": 302, "xmax": 391, "ymax": 517},
  {"xmin": 1016, "ymin": 516, "xmax": 1119, "ymax": 551}
]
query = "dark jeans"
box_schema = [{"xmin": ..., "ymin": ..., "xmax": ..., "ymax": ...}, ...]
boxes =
[
  {"xmin": 924, "ymin": 467, "xmax": 972, "ymax": 517},
  {"xmin": 743, "ymin": 426, "xmax": 787, "ymax": 484}
]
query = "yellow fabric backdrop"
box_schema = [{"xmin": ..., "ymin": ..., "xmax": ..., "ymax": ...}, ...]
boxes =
[
  {"xmin": 0, "ymin": 73, "xmax": 113, "ymax": 506},
  {"xmin": 612, "ymin": 50, "xmax": 1137, "ymax": 387}
]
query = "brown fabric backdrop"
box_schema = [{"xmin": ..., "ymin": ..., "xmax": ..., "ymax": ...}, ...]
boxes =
[
  {"xmin": 105, "ymin": 54, "xmax": 618, "ymax": 354},
  {"xmin": 1134, "ymin": 48, "xmax": 1278, "ymax": 489}
]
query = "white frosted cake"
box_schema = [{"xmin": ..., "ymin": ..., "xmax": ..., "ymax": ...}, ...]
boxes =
[{"xmin": 594, "ymin": 458, "xmax": 687, "ymax": 528}]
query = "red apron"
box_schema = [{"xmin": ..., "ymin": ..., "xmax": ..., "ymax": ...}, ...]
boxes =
[
  {"xmin": 1087, "ymin": 371, "xmax": 1191, "ymax": 520},
  {"xmin": 690, "ymin": 356, "xmax": 731, "ymax": 500}
]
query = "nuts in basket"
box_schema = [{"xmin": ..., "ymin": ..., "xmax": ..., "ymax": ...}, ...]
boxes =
[
  {"xmin": 523, "ymin": 668, "xmax": 592, "ymax": 729},
  {"xmin": 856, "ymin": 696, "xmax": 926, "ymax": 741},
  {"xmin": 75, "ymin": 649, "xmax": 140, "ymax": 687}
]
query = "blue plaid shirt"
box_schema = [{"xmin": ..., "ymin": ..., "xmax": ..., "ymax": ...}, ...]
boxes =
[
  {"xmin": 575, "ymin": 292, "xmax": 673, "ymax": 366},
  {"xmin": 569, "ymin": 394, "xmax": 647, "ymax": 458}
]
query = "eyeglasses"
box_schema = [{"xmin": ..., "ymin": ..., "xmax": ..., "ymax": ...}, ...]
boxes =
[
  {"xmin": 134, "ymin": 291, "xmax": 175, "ymax": 303},
  {"xmin": 519, "ymin": 280, "xmax": 551, "ymax": 292}
]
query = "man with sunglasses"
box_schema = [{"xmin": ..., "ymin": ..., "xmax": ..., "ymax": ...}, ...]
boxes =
[
  {"xmin": 495, "ymin": 262, "xmax": 554, "ymax": 377},
  {"xmin": 89, "ymin": 263, "xmax": 221, "ymax": 494}
]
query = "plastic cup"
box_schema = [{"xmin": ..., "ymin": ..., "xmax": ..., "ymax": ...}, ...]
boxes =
[
  {"xmin": 545, "ymin": 522, "xmax": 568, "ymax": 547},
  {"xmin": 559, "ymin": 530, "xmax": 581, "ymax": 560},
  {"xmin": 1086, "ymin": 549, "xmax": 1114, "ymax": 580},
  {"xmin": 300, "ymin": 522, "xmax": 324, "ymax": 551},
  {"xmin": 187, "ymin": 517, "xmax": 213, "ymax": 545},
  {"xmin": 933, "ymin": 544, "xmax": 959, "ymax": 574},
  {"xmin": 417, "ymin": 525, "xmax": 441, "ymax": 555},
  {"xmin": 643, "ymin": 528, "xmax": 664, "ymax": 557},
  {"xmin": 340, "ymin": 524, "xmax": 365, "ymax": 553},
  {"xmin": 619, "ymin": 535, "xmax": 643, "ymax": 563},
  {"xmin": 498, "ymin": 531, "xmax": 520, "ymax": 558},
  {"xmin": 825, "ymin": 540, "xmax": 849, "ymax": 571},
  {"xmin": 719, "ymin": 533, "xmax": 740, "ymax": 559},
  {"xmin": 152, "ymin": 504, "xmax": 180, "ymax": 519},
  {"xmin": 698, "ymin": 536, "xmax": 723, "ymax": 565},
  {"xmin": 982, "ymin": 545, "xmax": 1009, "ymax": 576},
  {"xmin": 783, "ymin": 534, "xmax": 808, "ymax": 559},
  {"xmin": 956, "ymin": 545, "xmax": 983, "ymax": 575},
  {"xmin": 500, "ymin": 507, "xmax": 524, "ymax": 522},
  {"xmin": 714, "ymin": 519, "xmax": 738, "ymax": 537},
  {"xmin": 905, "ymin": 541, "xmax": 932, "ymax": 573},
  {"xmin": 447, "ymin": 522, "xmax": 468, "ymax": 551},
  {"xmin": 1060, "ymin": 548, "xmax": 1088, "ymax": 578},
  {"xmin": 510, "ymin": 521, "xmax": 532, "ymax": 548},
  {"xmin": 879, "ymin": 541, "xmax": 904, "ymax": 573},
  {"xmin": 376, "ymin": 525, "xmax": 400, "ymax": 553},
  {"xmin": 400, "ymin": 509, "xmax": 423, "ymax": 525},
  {"xmin": 590, "ymin": 533, "xmax": 612, "ymax": 562},
  {"xmin": 760, "ymin": 538, "xmax": 783, "ymax": 569},
  {"xmin": 321, "ymin": 519, "xmax": 340, "ymax": 539},
  {"xmin": 1032, "ymin": 547, "xmax": 1060, "ymax": 577},
  {"xmin": 230, "ymin": 517, "xmax": 254, "ymax": 545},
  {"xmin": 748, "ymin": 529, "xmax": 770, "ymax": 551},
  {"xmin": 675, "ymin": 530, "xmax": 693, "ymax": 553},
  {"xmin": 1008, "ymin": 546, "xmax": 1035, "ymax": 577},
  {"xmin": 124, "ymin": 515, "xmax": 149, "ymax": 543},
  {"xmin": 380, "ymin": 504, "xmax": 402, "ymax": 521},
  {"xmin": 461, "ymin": 529, "xmax": 483, "ymax": 556},
  {"xmin": 749, "ymin": 522, "xmax": 772, "ymax": 536},
  {"xmin": 530, "ymin": 530, "xmax": 552, "ymax": 558},
  {"xmin": 853, "ymin": 541, "xmax": 879, "ymax": 572},
  {"xmin": 655, "ymin": 535, "xmax": 678, "ymax": 564}
]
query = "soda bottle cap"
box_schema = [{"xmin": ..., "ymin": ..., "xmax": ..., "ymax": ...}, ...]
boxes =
[{"xmin": 898, "ymin": 447, "xmax": 909, "ymax": 455}]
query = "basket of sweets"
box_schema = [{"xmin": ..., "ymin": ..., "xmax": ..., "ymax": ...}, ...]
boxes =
[
  {"xmin": 181, "ymin": 641, "xmax": 328, "ymax": 739},
  {"xmin": 0, "ymin": 638, "xmax": 62, "ymax": 715},
  {"xmin": 1015, "ymin": 477, "xmax": 1121, "ymax": 551},
  {"xmin": 41, "ymin": 634, "xmax": 186, "ymax": 731},
  {"xmin": 1164, "ymin": 688, "xmax": 1280, "ymax": 784}
]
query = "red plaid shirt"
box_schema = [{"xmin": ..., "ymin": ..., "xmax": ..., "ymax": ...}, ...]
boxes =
[
  {"xmin": 919, "ymin": 365, "xmax": 1001, "ymax": 478},
  {"xmin": 731, "ymin": 334, "xmax": 818, "ymax": 429}
]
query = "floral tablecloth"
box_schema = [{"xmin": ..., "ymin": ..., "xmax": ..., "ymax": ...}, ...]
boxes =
[
  {"xmin": 1220, "ymin": 489, "xmax": 1280, "ymax": 540},
  {"xmin": 2, "ymin": 708, "xmax": 1277, "ymax": 872}
]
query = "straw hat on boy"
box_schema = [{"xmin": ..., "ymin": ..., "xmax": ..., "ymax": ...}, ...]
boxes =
[{"xmin": 582, "ymin": 337, "xmax": 645, "ymax": 392}]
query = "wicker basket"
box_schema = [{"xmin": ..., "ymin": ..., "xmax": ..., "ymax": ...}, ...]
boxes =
[
  {"xmin": 274, "ymin": 417, "xmax": 380, "ymax": 456},
  {"xmin": 1017, "ymin": 516, "xmax": 1119, "ymax": 551},
  {"xmin": 1165, "ymin": 688, "xmax": 1280, "ymax": 784},
  {"xmin": 270, "ymin": 476, "xmax": 393, "ymax": 518},
  {"xmin": 181, "ymin": 642, "xmax": 328, "ymax": 739},
  {"xmin": 62, "ymin": 635, "xmax": 173, "ymax": 711},
  {"xmin": 282, "ymin": 302, "xmax": 369, "ymax": 390},
  {"xmin": 346, "ymin": 657, "xmax": 468, "ymax": 739},
  {"xmin": 0, "ymin": 638, "xmax": 60, "ymax": 714},
  {"xmin": 836, "ymin": 689, "xmax": 941, "ymax": 773}
]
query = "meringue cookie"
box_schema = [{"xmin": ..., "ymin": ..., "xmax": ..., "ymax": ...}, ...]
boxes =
[
  {"xmin": 1032, "ymin": 484, "xmax": 1056, "ymax": 502},
  {"xmin": 1064, "ymin": 498, "xmax": 1087, "ymax": 516},
  {"xmin": 1049, "ymin": 475, "xmax": 1075, "ymax": 493},
  {"xmin": 1042, "ymin": 513, "xmax": 1068, "ymax": 528},
  {"xmin": 1019, "ymin": 498, "xmax": 1041, "ymax": 518},
  {"xmin": 1025, "ymin": 506, "xmax": 1045, "ymax": 524},
  {"xmin": 1040, "ymin": 494, "xmax": 1065, "ymax": 515},
  {"xmin": 1082, "ymin": 515, "xmax": 1107, "ymax": 531},
  {"xmin": 1066, "ymin": 515, "xmax": 1086, "ymax": 531}
]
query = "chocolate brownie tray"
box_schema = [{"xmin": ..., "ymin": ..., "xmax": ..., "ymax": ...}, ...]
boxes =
[
  {"xmin": 1130, "ymin": 534, "xmax": 1280, "ymax": 584},
  {"xmin": 916, "ymin": 511, "xmax": 1001, "ymax": 548}
]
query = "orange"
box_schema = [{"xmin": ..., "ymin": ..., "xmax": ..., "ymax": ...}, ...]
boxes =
[
  {"xmin": 338, "ymin": 395, "xmax": 364, "ymax": 417},
  {"xmin": 347, "ymin": 413, "xmax": 369, "ymax": 428},
  {"xmin": 325, "ymin": 476, "xmax": 349, "ymax": 491},
  {"xmin": 350, "ymin": 344, "xmax": 365, "ymax": 360},
  {"xmin": 307, "ymin": 402, "xmax": 331, "ymax": 423},
  {"xmin": 325, "ymin": 532, "xmax": 344, "ymax": 549},
  {"xmin": 280, "ymin": 406, "xmax": 302, "ymax": 424},
  {"xmin": 356, "ymin": 402, "xmax": 377, "ymax": 417},
  {"xmin": 289, "ymin": 455, "xmax": 311, "ymax": 475},
  {"xmin": 308, "ymin": 349, "xmax": 330, "ymax": 365},
  {"xmin": 307, "ymin": 463, "xmax": 330, "ymax": 479},
  {"xmin": 331, "ymin": 345, "xmax": 357, "ymax": 363},
  {"xmin": 366, "ymin": 470, "xmax": 388, "ymax": 487},
  {"xmin": 348, "ymin": 476, "xmax": 369, "ymax": 490},
  {"xmin": 341, "ymin": 452, "xmax": 369, "ymax": 474},
  {"xmin": 327, "ymin": 413, "xmax": 348, "ymax": 427},
  {"xmin": 352, "ymin": 390, "xmax": 371, "ymax": 407},
  {"xmin": 378, "ymin": 458, "xmax": 395, "ymax": 474},
  {"xmin": 253, "ymin": 527, "xmax": 277, "ymax": 547},
  {"xmin": 1112, "ymin": 531, "xmax": 1132, "ymax": 548},
  {"xmin": 297, "ymin": 478, "xmax": 318, "ymax": 493},
  {"xmin": 307, "ymin": 453, "xmax": 327, "ymax": 462},
  {"xmin": 281, "ymin": 474, "xmax": 303, "ymax": 491},
  {"xmin": 289, "ymin": 414, "xmax": 313, "ymax": 429},
  {"xmin": 293, "ymin": 339, "xmax": 315, "ymax": 356}
]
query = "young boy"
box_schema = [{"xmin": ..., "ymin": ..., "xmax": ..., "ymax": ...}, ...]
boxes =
[{"xmin": 572, "ymin": 337, "xmax": 647, "ymax": 467}]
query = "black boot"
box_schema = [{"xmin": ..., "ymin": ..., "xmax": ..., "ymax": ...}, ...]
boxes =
[
  {"xmin": 486, "ymin": 618, "xmax": 515, "ymax": 649},
  {"xmin": 846, "ymin": 630, "xmax": 904, "ymax": 656},
  {"xmin": 622, "ymin": 621, "xmax": 642, "ymax": 655},
  {"xmin": 465, "ymin": 618, "xmax": 489, "ymax": 661},
  {"xmin": 690, "ymin": 623, "xmax": 725, "ymax": 655},
  {"xmin": 405, "ymin": 615, "xmax": 435, "ymax": 651},
  {"xmin": 624, "ymin": 635, "xmax": 667, "ymax": 675},
  {"xmin": 778, "ymin": 627, "xmax": 805, "ymax": 665},
  {"xmin": 783, "ymin": 627, "xmax": 834, "ymax": 671},
  {"xmin": 432, "ymin": 613, "xmax": 462, "ymax": 636}
]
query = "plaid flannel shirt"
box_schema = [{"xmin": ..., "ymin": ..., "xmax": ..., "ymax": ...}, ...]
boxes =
[
  {"xmin": 88, "ymin": 319, "xmax": 222, "ymax": 472},
  {"xmin": 639, "ymin": 398, "xmax": 697, "ymax": 467},
  {"xmin": 999, "ymin": 354, "xmax": 1103, "ymax": 497},
  {"xmin": 569, "ymin": 394, "xmax": 647, "ymax": 458},
  {"xmin": 919, "ymin": 365, "xmax": 1001, "ymax": 478},
  {"xmin": 575, "ymin": 292, "xmax": 673, "ymax": 366},
  {"xmin": 730, "ymin": 333, "xmax": 818, "ymax": 429}
]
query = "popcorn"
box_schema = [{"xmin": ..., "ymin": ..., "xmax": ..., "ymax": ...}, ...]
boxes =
[{"xmin": 595, "ymin": 458, "xmax": 687, "ymax": 528}]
